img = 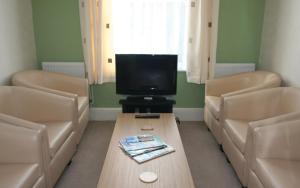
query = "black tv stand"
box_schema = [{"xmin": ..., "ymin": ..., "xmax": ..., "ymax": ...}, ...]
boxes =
[
  {"xmin": 126, "ymin": 96, "xmax": 166, "ymax": 101},
  {"xmin": 119, "ymin": 96, "xmax": 175, "ymax": 113}
]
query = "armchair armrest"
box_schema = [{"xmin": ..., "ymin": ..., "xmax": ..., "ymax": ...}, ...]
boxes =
[
  {"xmin": 0, "ymin": 113, "xmax": 47, "ymax": 133},
  {"xmin": 0, "ymin": 119, "xmax": 48, "ymax": 175},
  {"xmin": 223, "ymin": 88, "xmax": 283, "ymax": 121},
  {"xmin": 245, "ymin": 112, "xmax": 300, "ymax": 170},
  {"xmin": 249, "ymin": 111, "xmax": 300, "ymax": 128},
  {"xmin": 253, "ymin": 119, "xmax": 300, "ymax": 161},
  {"xmin": 10, "ymin": 87, "xmax": 77, "ymax": 124}
]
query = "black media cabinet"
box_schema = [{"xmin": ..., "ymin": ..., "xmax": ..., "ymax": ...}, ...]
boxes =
[{"xmin": 119, "ymin": 97, "xmax": 175, "ymax": 113}]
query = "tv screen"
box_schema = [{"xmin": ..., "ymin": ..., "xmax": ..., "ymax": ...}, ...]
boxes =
[{"xmin": 116, "ymin": 54, "xmax": 177, "ymax": 95}]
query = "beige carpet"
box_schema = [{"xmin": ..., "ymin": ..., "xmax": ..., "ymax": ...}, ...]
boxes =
[{"xmin": 55, "ymin": 121, "xmax": 241, "ymax": 188}]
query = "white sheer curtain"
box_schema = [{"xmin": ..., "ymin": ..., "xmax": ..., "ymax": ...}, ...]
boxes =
[
  {"xmin": 79, "ymin": 0, "xmax": 216, "ymax": 84},
  {"xmin": 79, "ymin": 0, "xmax": 115, "ymax": 84},
  {"xmin": 186, "ymin": 0, "xmax": 214, "ymax": 84},
  {"xmin": 112, "ymin": 0, "xmax": 188, "ymax": 70}
]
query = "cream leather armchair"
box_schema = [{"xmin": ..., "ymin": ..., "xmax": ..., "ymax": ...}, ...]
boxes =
[
  {"xmin": 222, "ymin": 87, "xmax": 300, "ymax": 187},
  {"xmin": 0, "ymin": 86, "xmax": 77, "ymax": 188},
  {"xmin": 204, "ymin": 71, "xmax": 281, "ymax": 144},
  {"xmin": 0, "ymin": 117, "xmax": 47, "ymax": 188},
  {"xmin": 248, "ymin": 119, "xmax": 300, "ymax": 188},
  {"xmin": 12, "ymin": 70, "xmax": 89, "ymax": 144}
]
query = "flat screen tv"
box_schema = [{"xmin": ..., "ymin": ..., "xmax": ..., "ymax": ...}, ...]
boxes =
[{"xmin": 116, "ymin": 54, "xmax": 177, "ymax": 95}]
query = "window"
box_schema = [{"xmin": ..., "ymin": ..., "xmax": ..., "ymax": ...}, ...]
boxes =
[{"xmin": 112, "ymin": 0, "xmax": 188, "ymax": 70}]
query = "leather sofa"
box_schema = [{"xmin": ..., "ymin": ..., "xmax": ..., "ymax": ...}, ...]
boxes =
[
  {"xmin": 0, "ymin": 87, "xmax": 77, "ymax": 188},
  {"xmin": 222, "ymin": 87, "xmax": 300, "ymax": 187},
  {"xmin": 12, "ymin": 70, "xmax": 89, "ymax": 144},
  {"xmin": 248, "ymin": 119, "xmax": 300, "ymax": 188},
  {"xmin": 204, "ymin": 71, "xmax": 281, "ymax": 144},
  {"xmin": 0, "ymin": 117, "xmax": 47, "ymax": 188}
]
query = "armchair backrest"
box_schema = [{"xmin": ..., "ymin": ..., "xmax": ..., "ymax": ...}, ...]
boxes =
[
  {"xmin": 242, "ymin": 71, "xmax": 281, "ymax": 87},
  {"xmin": 223, "ymin": 87, "xmax": 283, "ymax": 121},
  {"xmin": 12, "ymin": 70, "xmax": 88, "ymax": 97},
  {"xmin": 0, "ymin": 87, "xmax": 13, "ymax": 114},
  {"xmin": 13, "ymin": 70, "xmax": 65, "ymax": 86},
  {"xmin": 206, "ymin": 71, "xmax": 281, "ymax": 97},
  {"xmin": 0, "ymin": 86, "xmax": 77, "ymax": 124}
]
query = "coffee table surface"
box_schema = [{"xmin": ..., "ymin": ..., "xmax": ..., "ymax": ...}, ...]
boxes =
[{"xmin": 97, "ymin": 113, "xmax": 195, "ymax": 188}]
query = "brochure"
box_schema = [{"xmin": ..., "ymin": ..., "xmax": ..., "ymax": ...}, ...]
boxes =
[
  {"xmin": 120, "ymin": 135, "xmax": 166, "ymax": 151},
  {"xmin": 133, "ymin": 145, "xmax": 175, "ymax": 163},
  {"xmin": 119, "ymin": 134, "xmax": 175, "ymax": 163}
]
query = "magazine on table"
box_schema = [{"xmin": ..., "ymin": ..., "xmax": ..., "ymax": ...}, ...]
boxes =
[
  {"xmin": 119, "ymin": 134, "xmax": 175, "ymax": 163},
  {"xmin": 119, "ymin": 135, "xmax": 166, "ymax": 151},
  {"xmin": 133, "ymin": 145, "xmax": 175, "ymax": 163}
]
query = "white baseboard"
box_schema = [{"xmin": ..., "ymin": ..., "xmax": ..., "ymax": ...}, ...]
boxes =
[
  {"xmin": 173, "ymin": 108, "xmax": 204, "ymax": 121},
  {"xmin": 89, "ymin": 107, "xmax": 204, "ymax": 121}
]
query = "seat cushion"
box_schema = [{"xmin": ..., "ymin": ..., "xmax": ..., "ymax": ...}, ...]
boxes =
[
  {"xmin": 205, "ymin": 96, "xmax": 221, "ymax": 120},
  {"xmin": 0, "ymin": 164, "xmax": 39, "ymax": 188},
  {"xmin": 255, "ymin": 159, "xmax": 300, "ymax": 188},
  {"xmin": 78, "ymin": 96, "xmax": 88, "ymax": 115},
  {"xmin": 44, "ymin": 121, "xmax": 73, "ymax": 157},
  {"xmin": 224, "ymin": 119, "xmax": 249, "ymax": 153}
]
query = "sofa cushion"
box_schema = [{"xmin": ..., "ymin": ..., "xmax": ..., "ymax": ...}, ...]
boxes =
[
  {"xmin": 205, "ymin": 96, "xmax": 221, "ymax": 120},
  {"xmin": 255, "ymin": 159, "xmax": 300, "ymax": 188},
  {"xmin": 0, "ymin": 164, "xmax": 39, "ymax": 188},
  {"xmin": 224, "ymin": 119, "xmax": 249, "ymax": 153},
  {"xmin": 78, "ymin": 96, "xmax": 88, "ymax": 115},
  {"xmin": 44, "ymin": 121, "xmax": 73, "ymax": 157}
]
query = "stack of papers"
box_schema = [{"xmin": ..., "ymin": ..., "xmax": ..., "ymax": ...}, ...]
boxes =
[{"xmin": 119, "ymin": 135, "xmax": 175, "ymax": 163}]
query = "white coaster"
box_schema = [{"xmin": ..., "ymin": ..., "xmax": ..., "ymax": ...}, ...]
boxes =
[{"xmin": 139, "ymin": 172, "xmax": 158, "ymax": 183}]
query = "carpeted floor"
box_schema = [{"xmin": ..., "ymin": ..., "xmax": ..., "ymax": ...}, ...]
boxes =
[{"xmin": 55, "ymin": 121, "xmax": 241, "ymax": 188}]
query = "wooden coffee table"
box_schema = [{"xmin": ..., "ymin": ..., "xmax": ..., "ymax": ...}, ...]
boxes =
[{"xmin": 97, "ymin": 113, "xmax": 195, "ymax": 188}]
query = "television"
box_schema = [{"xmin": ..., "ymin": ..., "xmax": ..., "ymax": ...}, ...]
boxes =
[{"xmin": 116, "ymin": 54, "xmax": 177, "ymax": 95}]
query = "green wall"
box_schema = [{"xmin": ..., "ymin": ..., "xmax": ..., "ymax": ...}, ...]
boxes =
[
  {"xmin": 31, "ymin": 0, "xmax": 265, "ymax": 108},
  {"xmin": 92, "ymin": 72, "xmax": 204, "ymax": 108},
  {"xmin": 217, "ymin": 0, "xmax": 265, "ymax": 64},
  {"xmin": 32, "ymin": 0, "xmax": 83, "ymax": 63}
]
